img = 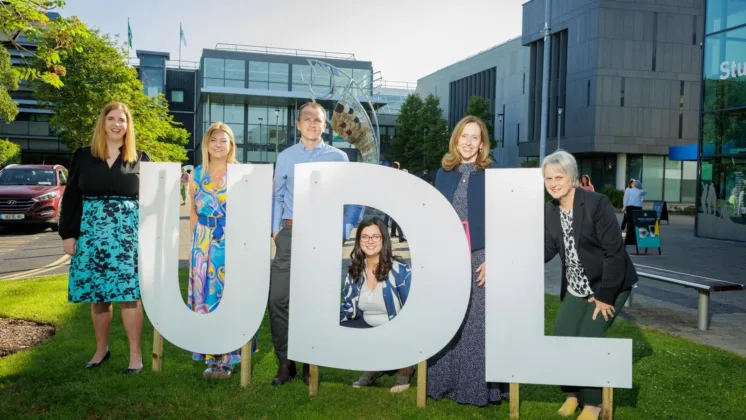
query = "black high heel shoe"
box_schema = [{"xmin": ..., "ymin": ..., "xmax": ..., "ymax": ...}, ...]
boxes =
[
  {"xmin": 123, "ymin": 360, "xmax": 144, "ymax": 374},
  {"xmin": 85, "ymin": 350, "xmax": 110, "ymax": 369}
]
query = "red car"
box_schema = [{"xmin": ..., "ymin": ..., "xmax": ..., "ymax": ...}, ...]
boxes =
[{"xmin": 0, "ymin": 164, "xmax": 68, "ymax": 231}]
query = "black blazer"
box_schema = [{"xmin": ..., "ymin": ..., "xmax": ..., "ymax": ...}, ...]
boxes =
[{"xmin": 544, "ymin": 188, "xmax": 638, "ymax": 304}]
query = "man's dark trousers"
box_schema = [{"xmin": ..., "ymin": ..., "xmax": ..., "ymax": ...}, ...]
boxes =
[{"xmin": 269, "ymin": 224, "xmax": 293, "ymax": 365}]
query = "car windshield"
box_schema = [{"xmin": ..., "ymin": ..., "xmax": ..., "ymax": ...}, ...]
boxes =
[{"xmin": 0, "ymin": 169, "xmax": 56, "ymax": 186}]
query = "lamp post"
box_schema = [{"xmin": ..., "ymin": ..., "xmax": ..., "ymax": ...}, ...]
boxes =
[
  {"xmin": 274, "ymin": 108, "xmax": 280, "ymax": 161},
  {"xmin": 557, "ymin": 107, "xmax": 563, "ymax": 150},
  {"xmin": 258, "ymin": 117, "xmax": 263, "ymax": 162}
]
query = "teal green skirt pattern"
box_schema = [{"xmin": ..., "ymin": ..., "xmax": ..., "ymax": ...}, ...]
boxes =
[{"xmin": 68, "ymin": 197, "xmax": 140, "ymax": 303}]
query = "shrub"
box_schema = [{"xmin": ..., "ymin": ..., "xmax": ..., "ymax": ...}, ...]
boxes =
[
  {"xmin": 597, "ymin": 187, "xmax": 624, "ymax": 208},
  {"xmin": 0, "ymin": 139, "xmax": 21, "ymax": 169}
]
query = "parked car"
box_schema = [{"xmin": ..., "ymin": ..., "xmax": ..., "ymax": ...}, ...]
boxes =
[{"xmin": 0, "ymin": 164, "xmax": 67, "ymax": 231}]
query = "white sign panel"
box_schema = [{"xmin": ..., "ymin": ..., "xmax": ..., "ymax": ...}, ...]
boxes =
[
  {"xmin": 139, "ymin": 163, "xmax": 273, "ymax": 355},
  {"xmin": 485, "ymin": 168, "xmax": 632, "ymax": 388},
  {"xmin": 287, "ymin": 162, "xmax": 472, "ymax": 371}
]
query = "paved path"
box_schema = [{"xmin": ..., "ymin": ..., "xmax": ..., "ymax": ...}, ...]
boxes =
[
  {"xmin": 0, "ymin": 227, "xmax": 69, "ymax": 281},
  {"xmin": 545, "ymin": 213, "xmax": 746, "ymax": 356}
]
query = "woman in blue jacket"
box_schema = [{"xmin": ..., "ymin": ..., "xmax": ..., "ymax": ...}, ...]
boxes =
[
  {"xmin": 427, "ymin": 115, "xmax": 509, "ymax": 407},
  {"xmin": 340, "ymin": 217, "xmax": 413, "ymax": 393}
]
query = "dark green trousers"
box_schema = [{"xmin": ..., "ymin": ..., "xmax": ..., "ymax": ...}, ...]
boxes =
[{"xmin": 552, "ymin": 289, "xmax": 631, "ymax": 405}]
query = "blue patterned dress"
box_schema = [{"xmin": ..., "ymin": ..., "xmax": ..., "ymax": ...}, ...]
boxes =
[
  {"xmin": 189, "ymin": 165, "xmax": 255, "ymax": 366},
  {"xmin": 59, "ymin": 147, "xmax": 149, "ymax": 303}
]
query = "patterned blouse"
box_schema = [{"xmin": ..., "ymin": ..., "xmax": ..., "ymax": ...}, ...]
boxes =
[{"xmin": 559, "ymin": 209, "xmax": 594, "ymax": 297}]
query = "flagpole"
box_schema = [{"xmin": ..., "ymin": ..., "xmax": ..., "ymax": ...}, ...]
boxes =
[{"xmin": 179, "ymin": 22, "xmax": 182, "ymax": 69}]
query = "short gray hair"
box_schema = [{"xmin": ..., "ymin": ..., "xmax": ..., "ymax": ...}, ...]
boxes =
[
  {"xmin": 633, "ymin": 180, "xmax": 642, "ymax": 189},
  {"xmin": 541, "ymin": 150, "xmax": 579, "ymax": 187}
]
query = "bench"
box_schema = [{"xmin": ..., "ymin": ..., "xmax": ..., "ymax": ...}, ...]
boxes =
[{"xmin": 628, "ymin": 264, "xmax": 744, "ymax": 331}]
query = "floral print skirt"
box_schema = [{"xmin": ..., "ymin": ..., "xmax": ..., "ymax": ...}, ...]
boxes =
[{"xmin": 68, "ymin": 197, "xmax": 140, "ymax": 303}]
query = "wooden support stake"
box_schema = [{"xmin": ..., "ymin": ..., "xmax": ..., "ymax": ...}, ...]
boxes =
[
  {"xmin": 602, "ymin": 387, "xmax": 613, "ymax": 420},
  {"xmin": 309, "ymin": 365, "xmax": 319, "ymax": 397},
  {"xmin": 510, "ymin": 383, "xmax": 520, "ymax": 419},
  {"xmin": 240, "ymin": 339, "xmax": 253, "ymax": 387},
  {"xmin": 417, "ymin": 360, "xmax": 427, "ymax": 408},
  {"xmin": 152, "ymin": 328, "xmax": 164, "ymax": 372}
]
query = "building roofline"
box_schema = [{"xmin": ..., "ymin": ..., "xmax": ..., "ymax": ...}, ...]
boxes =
[{"xmin": 417, "ymin": 35, "xmax": 522, "ymax": 81}]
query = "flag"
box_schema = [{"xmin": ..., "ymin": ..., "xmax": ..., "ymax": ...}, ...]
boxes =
[
  {"xmin": 127, "ymin": 18, "xmax": 133, "ymax": 49},
  {"xmin": 180, "ymin": 23, "xmax": 187, "ymax": 47}
]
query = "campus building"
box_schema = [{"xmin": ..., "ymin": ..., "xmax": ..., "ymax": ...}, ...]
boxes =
[
  {"xmin": 418, "ymin": 0, "xmax": 705, "ymax": 205},
  {"xmin": 416, "ymin": 37, "xmax": 528, "ymax": 169},
  {"xmin": 698, "ymin": 0, "xmax": 746, "ymax": 241},
  {"xmin": 521, "ymin": 0, "xmax": 704, "ymax": 201}
]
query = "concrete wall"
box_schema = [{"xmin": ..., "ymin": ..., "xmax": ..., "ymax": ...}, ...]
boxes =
[
  {"xmin": 416, "ymin": 37, "xmax": 529, "ymax": 168},
  {"xmin": 520, "ymin": 0, "xmax": 704, "ymax": 157}
]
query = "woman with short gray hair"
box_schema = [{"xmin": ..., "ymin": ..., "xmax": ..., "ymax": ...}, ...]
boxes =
[{"xmin": 542, "ymin": 150, "xmax": 638, "ymax": 420}]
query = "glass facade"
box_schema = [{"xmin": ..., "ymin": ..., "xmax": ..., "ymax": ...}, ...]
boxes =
[
  {"xmin": 699, "ymin": 0, "xmax": 746, "ymax": 241},
  {"xmin": 202, "ymin": 101, "xmax": 291, "ymax": 163}
]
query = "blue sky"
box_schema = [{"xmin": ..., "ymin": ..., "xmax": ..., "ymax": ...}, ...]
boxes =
[{"xmin": 61, "ymin": 0, "xmax": 524, "ymax": 82}]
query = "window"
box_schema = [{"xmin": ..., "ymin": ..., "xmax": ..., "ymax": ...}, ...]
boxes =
[
  {"xmin": 620, "ymin": 77, "xmax": 625, "ymax": 107},
  {"xmin": 652, "ymin": 12, "xmax": 658, "ymax": 71},
  {"xmin": 678, "ymin": 81, "xmax": 684, "ymax": 139},
  {"xmin": 203, "ymin": 57, "xmax": 245, "ymax": 88},
  {"xmin": 706, "ymin": 0, "xmax": 746, "ymax": 34},
  {"xmin": 171, "ymin": 90, "xmax": 184, "ymax": 103},
  {"xmin": 697, "ymin": 157, "xmax": 746, "ymax": 240},
  {"xmin": 642, "ymin": 155, "xmax": 664, "ymax": 201},
  {"xmin": 292, "ymin": 64, "xmax": 331, "ymax": 93},
  {"xmin": 664, "ymin": 158, "xmax": 682, "ymax": 202},
  {"xmin": 142, "ymin": 68, "xmax": 164, "ymax": 97}
]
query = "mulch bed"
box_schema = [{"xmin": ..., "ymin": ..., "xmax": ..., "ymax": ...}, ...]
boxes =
[{"xmin": 0, "ymin": 318, "xmax": 55, "ymax": 357}]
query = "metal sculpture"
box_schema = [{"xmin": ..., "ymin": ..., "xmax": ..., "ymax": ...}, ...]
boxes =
[{"xmin": 299, "ymin": 59, "xmax": 380, "ymax": 164}]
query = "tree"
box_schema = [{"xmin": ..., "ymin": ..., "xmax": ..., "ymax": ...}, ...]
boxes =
[
  {"xmin": 466, "ymin": 96, "xmax": 497, "ymax": 151},
  {"xmin": 385, "ymin": 93, "xmax": 449, "ymax": 173},
  {"xmin": 0, "ymin": 138, "xmax": 21, "ymax": 168},
  {"xmin": 0, "ymin": 0, "xmax": 89, "ymax": 121},
  {"xmin": 33, "ymin": 28, "xmax": 189, "ymax": 162},
  {"xmin": 419, "ymin": 94, "xmax": 450, "ymax": 172},
  {"xmin": 386, "ymin": 93, "xmax": 422, "ymax": 166}
]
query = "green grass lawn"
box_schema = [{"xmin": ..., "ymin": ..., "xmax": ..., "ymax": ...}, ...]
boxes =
[{"xmin": 1, "ymin": 272, "xmax": 745, "ymax": 419}]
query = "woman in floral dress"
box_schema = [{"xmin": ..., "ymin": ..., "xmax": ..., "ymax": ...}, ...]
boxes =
[{"xmin": 188, "ymin": 122, "xmax": 255, "ymax": 378}]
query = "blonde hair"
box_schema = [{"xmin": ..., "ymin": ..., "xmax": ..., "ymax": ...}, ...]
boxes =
[
  {"xmin": 441, "ymin": 115, "xmax": 493, "ymax": 171},
  {"xmin": 91, "ymin": 102, "xmax": 137, "ymax": 163},
  {"xmin": 201, "ymin": 122, "xmax": 238, "ymax": 172}
]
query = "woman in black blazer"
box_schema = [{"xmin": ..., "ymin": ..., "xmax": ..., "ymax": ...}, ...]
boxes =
[
  {"xmin": 543, "ymin": 150, "xmax": 638, "ymax": 420},
  {"xmin": 427, "ymin": 116, "xmax": 508, "ymax": 407}
]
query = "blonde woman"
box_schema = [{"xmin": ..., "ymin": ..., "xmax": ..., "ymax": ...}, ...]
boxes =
[
  {"xmin": 59, "ymin": 101, "xmax": 150, "ymax": 374},
  {"xmin": 188, "ymin": 122, "xmax": 255, "ymax": 378},
  {"xmin": 427, "ymin": 115, "xmax": 509, "ymax": 406}
]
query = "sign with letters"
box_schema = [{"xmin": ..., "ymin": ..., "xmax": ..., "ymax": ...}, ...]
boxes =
[{"xmin": 138, "ymin": 163, "xmax": 633, "ymax": 390}]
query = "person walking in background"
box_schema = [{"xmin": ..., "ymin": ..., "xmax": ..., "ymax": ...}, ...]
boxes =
[
  {"xmin": 188, "ymin": 122, "xmax": 255, "ymax": 378},
  {"xmin": 59, "ymin": 101, "xmax": 149, "ymax": 374},
  {"xmin": 579, "ymin": 174, "xmax": 594, "ymax": 192},
  {"xmin": 621, "ymin": 180, "xmax": 646, "ymax": 231},
  {"xmin": 340, "ymin": 217, "xmax": 414, "ymax": 393},
  {"xmin": 543, "ymin": 150, "xmax": 638, "ymax": 420},
  {"xmin": 427, "ymin": 115, "xmax": 508, "ymax": 406}
]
